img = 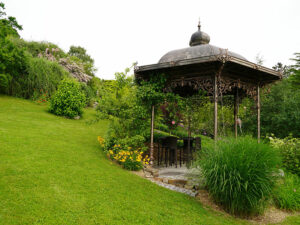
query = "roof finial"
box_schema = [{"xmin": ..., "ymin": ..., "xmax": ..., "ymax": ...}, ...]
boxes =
[{"xmin": 198, "ymin": 18, "xmax": 201, "ymax": 31}]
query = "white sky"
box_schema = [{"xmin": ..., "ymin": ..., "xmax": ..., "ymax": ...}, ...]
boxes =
[{"xmin": 3, "ymin": 0, "xmax": 300, "ymax": 80}]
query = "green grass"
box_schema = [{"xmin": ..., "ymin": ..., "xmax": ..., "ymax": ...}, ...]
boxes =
[
  {"xmin": 0, "ymin": 95, "xmax": 299, "ymax": 224},
  {"xmin": 273, "ymin": 172, "xmax": 300, "ymax": 211}
]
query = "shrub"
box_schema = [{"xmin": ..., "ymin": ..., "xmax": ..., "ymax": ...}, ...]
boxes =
[
  {"xmin": 199, "ymin": 137, "xmax": 281, "ymax": 216},
  {"xmin": 269, "ymin": 136, "xmax": 300, "ymax": 176},
  {"xmin": 273, "ymin": 172, "xmax": 300, "ymax": 211},
  {"xmin": 49, "ymin": 79, "xmax": 86, "ymax": 118},
  {"xmin": 0, "ymin": 73, "xmax": 10, "ymax": 93},
  {"xmin": 80, "ymin": 82, "xmax": 96, "ymax": 107},
  {"xmin": 98, "ymin": 136, "xmax": 149, "ymax": 171}
]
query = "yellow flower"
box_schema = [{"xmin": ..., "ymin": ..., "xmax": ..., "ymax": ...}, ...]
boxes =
[{"xmin": 97, "ymin": 136, "xmax": 105, "ymax": 147}]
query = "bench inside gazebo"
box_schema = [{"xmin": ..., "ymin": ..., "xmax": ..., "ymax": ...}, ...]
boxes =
[{"xmin": 135, "ymin": 21, "xmax": 281, "ymax": 166}]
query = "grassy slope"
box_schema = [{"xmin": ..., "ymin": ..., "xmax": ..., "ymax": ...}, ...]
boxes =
[{"xmin": 0, "ymin": 96, "xmax": 298, "ymax": 225}]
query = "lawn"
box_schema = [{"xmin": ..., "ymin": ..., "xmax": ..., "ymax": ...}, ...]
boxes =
[{"xmin": 0, "ymin": 95, "xmax": 298, "ymax": 225}]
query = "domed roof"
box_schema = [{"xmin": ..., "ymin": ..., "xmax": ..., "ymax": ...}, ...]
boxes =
[
  {"xmin": 158, "ymin": 22, "xmax": 247, "ymax": 64},
  {"xmin": 189, "ymin": 22, "xmax": 210, "ymax": 46},
  {"xmin": 159, "ymin": 44, "xmax": 247, "ymax": 63}
]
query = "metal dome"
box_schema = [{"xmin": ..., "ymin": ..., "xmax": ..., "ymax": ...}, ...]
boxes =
[
  {"xmin": 158, "ymin": 21, "xmax": 247, "ymax": 64},
  {"xmin": 159, "ymin": 44, "xmax": 247, "ymax": 63},
  {"xmin": 189, "ymin": 21, "xmax": 210, "ymax": 46}
]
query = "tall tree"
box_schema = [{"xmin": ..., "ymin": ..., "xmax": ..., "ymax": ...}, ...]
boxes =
[
  {"xmin": 0, "ymin": 2, "xmax": 22, "ymax": 38},
  {"xmin": 289, "ymin": 53, "xmax": 300, "ymax": 86},
  {"xmin": 68, "ymin": 46, "xmax": 97, "ymax": 76}
]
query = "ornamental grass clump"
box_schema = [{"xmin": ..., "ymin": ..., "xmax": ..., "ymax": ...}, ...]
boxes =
[{"xmin": 199, "ymin": 137, "xmax": 281, "ymax": 216}]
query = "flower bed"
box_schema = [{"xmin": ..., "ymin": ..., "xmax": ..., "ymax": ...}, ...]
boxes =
[{"xmin": 98, "ymin": 136, "xmax": 149, "ymax": 171}]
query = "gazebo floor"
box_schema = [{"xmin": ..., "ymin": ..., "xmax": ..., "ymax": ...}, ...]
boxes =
[{"xmin": 153, "ymin": 165, "xmax": 199, "ymax": 181}]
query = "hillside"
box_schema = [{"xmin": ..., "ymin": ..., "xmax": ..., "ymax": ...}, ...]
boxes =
[{"xmin": 0, "ymin": 96, "xmax": 298, "ymax": 225}]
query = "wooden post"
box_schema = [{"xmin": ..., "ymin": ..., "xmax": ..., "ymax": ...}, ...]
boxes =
[
  {"xmin": 234, "ymin": 89, "xmax": 239, "ymax": 138},
  {"xmin": 150, "ymin": 105, "xmax": 155, "ymax": 164},
  {"xmin": 187, "ymin": 118, "xmax": 191, "ymax": 166},
  {"xmin": 257, "ymin": 84, "xmax": 261, "ymax": 143},
  {"xmin": 214, "ymin": 74, "xmax": 218, "ymax": 141}
]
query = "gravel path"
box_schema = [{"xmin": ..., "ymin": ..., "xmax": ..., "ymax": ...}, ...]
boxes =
[{"xmin": 149, "ymin": 178, "xmax": 197, "ymax": 197}]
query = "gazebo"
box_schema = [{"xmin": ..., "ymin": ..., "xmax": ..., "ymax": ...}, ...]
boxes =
[{"xmin": 134, "ymin": 22, "xmax": 281, "ymax": 163}]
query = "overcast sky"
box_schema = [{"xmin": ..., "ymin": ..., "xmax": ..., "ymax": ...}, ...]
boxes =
[{"xmin": 3, "ymin": 0, "xmax": 300, "ymax": 80}]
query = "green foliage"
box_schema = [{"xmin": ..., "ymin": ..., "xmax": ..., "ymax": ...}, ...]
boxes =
[
  {"xmin": 80, "ymin": 82, "xmax": 96, "ymax": 106},
  {"xmin": 97, "ymin": 67, "xmax": 149, "ymax": 152},
  {"xmin": 0, "ymin": 38, "xmax": 27, "ymax": 84},
  {"xmin": 289, "ymin": 53, "xmax": 300, "ymax": 87},
  {"xmin": 273, "ymin": 172, "xmax": 300, "ymax": 211},
  {"xmin": 136, "ymin": 73, "xmax": 167, "ymax": 107},
  {"xmin": 242, "ymin": 57, "xmax": 300, "ymax": 138},
  {"xmin": 179, "ymin": 93, "xmax": 205, "ymax": 132},
  {"xmin": 0, "ymin": 3, "xmax": 28, "ymax": 97},
  {"xmin": 68, "ymin": 46, "xmax": 93, "ymax": 64},
  {"xmin": 0, "ymin": 40, "xmax": 68, "ymax": 99},
  {"xmin": 242, "ymin": 79, "xmax": 300, "ymax": 138},
  {"xmin": 87, "ymin": 76, "xmax": 102, "ymax": 91},
  {"xmin": 185, "ymin": 96, "xmax": 246, "ymax": 137},
  {"xmin": 0, "ymin": 73, "xmax": 10, "ymax": 93},
  {"xmin": 0, "ymin": 4, "xmax": 97, "ymax": 102},
  {"xmin": 105, "ymin": 141, "xmax": 149, "ymax": 171},
  {"xmin": 0, "ymin": 2, "xmax": 22, "ymax": 38},
  {"xmin": 68, "ymin": 46, "xmax": 96, "ymax": 76},
  {"xmin": 0, "ymin": 5, "xmax": 68, "ymax": 99},
  {"xmin": 10, "ymin": 38, "xmax": 67, "ymax": 59},
  {"xmin": 25, "ymin": 57, "xmax": 68, "ymax": 99},
  {"xmin": 198, "ymin": 137, "xmax": 281, "ymax": 216},
  {"xmin": 49, "ymin": 79, "xmax": 86, "ymax": 118},
  {"xmin": 160, "ymin": 102, "xmax": 183, "ymax": 130},
  {"xmin": 269, "ymin": 136, "xmax": 300, "ymax": 176}
]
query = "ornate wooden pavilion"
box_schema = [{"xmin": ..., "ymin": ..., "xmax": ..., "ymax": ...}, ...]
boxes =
[{"xmin": 135, "ymin": 22, "xmax": 281, "ymax": 163}]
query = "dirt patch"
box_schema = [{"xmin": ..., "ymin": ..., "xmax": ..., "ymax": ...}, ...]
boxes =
[
  {"xmin": 195, "ymin": 190, "xmax": 226, "ymax": 213},
  {"xmin": 195, "ymin": 189, "xmax": 298, "ymax": 224},
  {"xmin": 248, "ymin": 207, "xmax": 294, "ymax": 224}
]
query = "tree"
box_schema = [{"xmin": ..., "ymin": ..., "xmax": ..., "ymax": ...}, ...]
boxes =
[
  {"xmin": 68, "ymin": 46, "xmax": 97, "ymax": 76},
  {"xmin": 0, "ymin": 2, "xmax": 22, "ymax": 38},
  {"xmin": 289, "ymin": 53, "xmax": 300, "ymax": 87},
  {"xmin": 272, "ymin": 62, "xmax": 291, "ymax": 78},
  {"xmin": 255, "ymin": 53, "xmax": 264, "ymax": 66},
  {"xmin": 97, "ymin": 67, "xmax": 150, "ymax": 151}
]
